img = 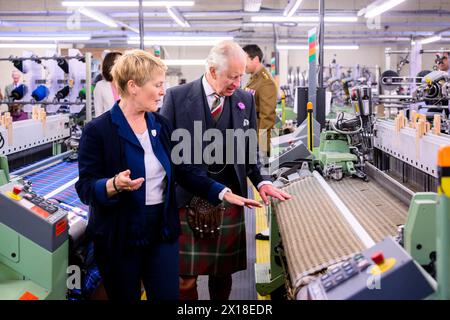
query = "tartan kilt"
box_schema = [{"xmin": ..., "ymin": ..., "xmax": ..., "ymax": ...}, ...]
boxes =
[{"xmin": 179, "ymin": 204, "xmax": 247, "ymax": 276}]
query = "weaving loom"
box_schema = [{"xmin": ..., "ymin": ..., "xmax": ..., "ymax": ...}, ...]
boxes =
[
  {"xmin": 21, "ymin": 160, "xmax": 88, "ymax": 212},
  {"xmin": 272, "ymin": 171, "xmax": 409, "ymax": 296}
]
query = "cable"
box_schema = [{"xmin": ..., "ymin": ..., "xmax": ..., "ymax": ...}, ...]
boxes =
[{"xmin": 330, "ymin": 115, "xmax": 363, "ymax": 135}]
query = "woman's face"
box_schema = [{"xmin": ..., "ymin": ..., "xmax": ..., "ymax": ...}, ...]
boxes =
[{"xmin": 134, "ymin": 70, "xmax": 165, "ymax": 112}]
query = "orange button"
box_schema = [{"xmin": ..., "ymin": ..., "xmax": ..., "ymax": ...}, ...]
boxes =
[
  {"xmin": 371, "ymin": 251, "xmax": 385, "ymax": 265},
  {"xmin": 438, "ymin": 145, "xmax": 450, "ymax": 167},
  {"xmin": 19, "ymin": 291, "xmax": 39, "ymax": 300}
]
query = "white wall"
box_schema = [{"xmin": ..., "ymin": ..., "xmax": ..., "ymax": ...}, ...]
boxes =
[
  {"xmin": 162, "ymin": 44, "xmax": 276, "ymax": 87},
  {"xmin": 286, "ymin": 45, "xmax": 385, "ymax": 76}
]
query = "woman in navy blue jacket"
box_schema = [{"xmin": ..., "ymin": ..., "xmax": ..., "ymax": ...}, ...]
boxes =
[{"xmin": 75, "ymin": 49, "xmax": 260, "ymax": 301}]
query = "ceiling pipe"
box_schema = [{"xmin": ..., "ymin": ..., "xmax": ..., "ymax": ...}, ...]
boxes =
[
  {"xmin": 1, "ymin": 9, "xmax": 449, "ymax": 18},
  {"xmin": 4, "ymin": 18, "xmax": 450, "ymax": 28}
]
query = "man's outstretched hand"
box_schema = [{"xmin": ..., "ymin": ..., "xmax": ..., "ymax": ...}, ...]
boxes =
[{"xmin": 259, "ymin": 184, "xmax": 292, "ymax": 205}]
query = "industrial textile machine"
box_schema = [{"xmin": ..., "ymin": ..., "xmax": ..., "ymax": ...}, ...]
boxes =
[
  {"xmin": 0, "ymin": 178, "xmax": 69, "ymax": 300},
  {"xmin": 256, "ymin": 80, "xmax": 450, "ymax": 300},
  {"xmin": 0, "ymin": 152, "xmax": 87, "ymax": 300}
]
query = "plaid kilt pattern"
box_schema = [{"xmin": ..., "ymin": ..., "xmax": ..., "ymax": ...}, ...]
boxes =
[{"xmin": 179, "ymin": 204, "xmax": 247, "ymax": 276}]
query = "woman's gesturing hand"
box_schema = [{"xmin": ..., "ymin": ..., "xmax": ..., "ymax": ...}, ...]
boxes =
[
  {"xmin": 106, "ymin": 169, "xmax": 145, "ymax": 196},
  {"xmin": 115, "ymin": 169, "xmax": 145, "ymax": 191}
]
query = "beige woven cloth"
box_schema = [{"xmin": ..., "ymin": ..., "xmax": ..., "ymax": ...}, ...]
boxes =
[
  {"xmin": 328, "ymin": 178, "xmax": 408, "ymax": 242},
  {"xmin": 273, "ymin": 176, "xmax": 408, "ymax": 293}
]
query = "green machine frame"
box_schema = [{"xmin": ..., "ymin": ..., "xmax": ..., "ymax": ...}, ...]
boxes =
[{"xmin": 255, "ymin": 204, "xmax": 285, "ymax": 296}]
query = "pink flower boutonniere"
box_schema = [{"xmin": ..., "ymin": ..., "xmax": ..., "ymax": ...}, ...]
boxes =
[{"xmin": 237, "ymin": 102, "xmax": 245, "ymax": 110}]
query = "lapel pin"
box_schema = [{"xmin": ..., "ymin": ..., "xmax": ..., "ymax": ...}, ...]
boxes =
[
  {"xmin": 151, "ymin": 129, "xmax": 157, "ymax": 137},
  {"xmin": 243, "ymin": 119, "xmax": 249, "ymax": 126}
]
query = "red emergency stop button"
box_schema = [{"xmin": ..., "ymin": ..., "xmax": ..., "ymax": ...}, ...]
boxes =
[
  {"xmin": 371, "ymin": 251, "xmax": 385, "ymax": 265},
  {"xmin": 12, "ymin": 186, "xmax": 22, "ymax": 195}
]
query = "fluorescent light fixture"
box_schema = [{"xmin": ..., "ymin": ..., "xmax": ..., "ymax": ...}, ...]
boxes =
[
  {"xmin": 128, "ymin": 40, "xmax": 227, "ymax": 46},
  {"xmin": 128, "ymin": 35, "xmax": 232, "ymax": 46},
  {"xmin": 62, "ymin": 1, "xmax": 195, "ymax": 7},
  {"xmin": 251, "ymin": 16, "xmax": 358, "ymax": 23},
  {"xmin": 0, "ymin": 43, "xmax": 58, "ymax": 49},
  {"xmin": 129, "ymin": 36, "xmax": 232, "ymax": 41},
  {"xmin": 277, "ymin": 44, "xmax": 359, "ymax": 50},
  {"xmin": 361, "ymin": 0, "xmax": 406, "ymax": 19},
  {"xmin": 0, "ymin": 36, "xmax": 91, "ymax": 41},
  {"xmin": 116, "ymin": 22, "xmax": 140, "ymax": 33},
  {"xmin": 163, "ymin": 59, "xmax": 204, "ymax": 66},
  {"xmin": 325, "ymin": 45, "xmax": 360, "ymax": 50},
  {"xmin": 167, "ymin": 7, "xmax": 190, "ymax": 27},
  {"xmin": 276, "ymin": 44, "xmax": 308, "ymax": 50},
  {"xmin": 419, "ymin": 35, "xmax": 442, "ymax": 45},
  {"xmin": 283, "ymin": 0, "xmax": 303, "ymax": 17},
  {"xmin": 78, "ymin": 7, "xmax": 118, "ymax": 27}
]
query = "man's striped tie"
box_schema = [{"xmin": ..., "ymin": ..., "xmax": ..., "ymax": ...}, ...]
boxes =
[{"xmin": 210, "ymin": 93, "xmax": 223, "ymax": 121}]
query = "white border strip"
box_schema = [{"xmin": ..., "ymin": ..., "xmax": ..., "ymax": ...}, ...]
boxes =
[
  {"xmin": 44, "ymin": 177, "xmax": 79, "ymax": 200},
  {"xmin": 313, "ymin": 171, "xmax": 376, "ymax": 248}
]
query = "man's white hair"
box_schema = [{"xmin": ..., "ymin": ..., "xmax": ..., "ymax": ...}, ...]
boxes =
[
  {"xmin": 205, "ymin": 40, "xmax": 247, "ymax": 75},
  {"xmin": 11, "ymin": 70, "xmax": 21, "ymax": 76}
]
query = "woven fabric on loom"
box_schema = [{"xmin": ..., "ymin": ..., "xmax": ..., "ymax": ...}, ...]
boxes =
[
  {"xmin": 53, "ymin": 184, "xmax": 89, "ymax": 212},
  {"xmin": 328, "ymin": 178, "xmax": 408, "ymax": 242},
  {"xmin": 273, "ymin": 175, "xmax": 409, "ymax": 293},
  {"xmin": 273, "ymin": 176, "xmax": 365, "ymax": 290},
  {"xmin": 23, "ymin": 161, "xmax": 88, "ymax": 211}
]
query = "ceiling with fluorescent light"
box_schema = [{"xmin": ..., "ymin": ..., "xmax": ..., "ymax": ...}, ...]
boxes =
[{"xmin": 0, "ymin": 0, "xmax": 449, "ymax": 48}]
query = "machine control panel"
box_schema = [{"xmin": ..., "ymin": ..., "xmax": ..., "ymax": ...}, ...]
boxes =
[
  {"xmin": 23, "ymin": 192, "xmax": 59, "ymax": 214},
  {"xmin": 0, "ymin": 181, "xmax": 68, "ymax": 252},
  {"xmin": 304, "ymin": 237, "xmax": 435, "ymax": 300},
  {"xmin": 308, "ymin": 253, "xmax": 371, "ymax": 298}
]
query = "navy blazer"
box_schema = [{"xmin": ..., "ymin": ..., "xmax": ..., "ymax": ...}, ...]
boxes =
[
  {"xmin": 160, "ymin": 77, "xmax": 265, "ymax": 207},
  {"xmin": 75, "ymin": 102, "xmax": 225, "ymax": 250}
]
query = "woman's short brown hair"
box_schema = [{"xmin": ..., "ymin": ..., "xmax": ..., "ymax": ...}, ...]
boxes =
[
  {"xmin": 111, "ymin": 49, "xmax": 167, "ymax": 97},
  {"xmin": 101, "ymin": 51, "xmax": 122, "ymax": 82}
]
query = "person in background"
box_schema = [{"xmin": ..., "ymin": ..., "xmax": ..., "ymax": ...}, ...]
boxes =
[
  {"xmin": 437, "ymin": 51, "xmax": 449, "ymax": 74},
  {"xmin": 242, "ymin": 44, "xmax": 278, "ymax": 158},
  {"xmin": 427, "ymin": 51, "xmax": 450, "ymax": 117},
  {"xmin": 76, "ymin": 49, "xmax": 260, "ymax": 301},
  {"xmin": 93, "ymin": 50, "xmax": 112, "ymax": 85},
  {"xmin": 4, "ymin": 70, "xmax": 27, "ymax": 120},
  {"xmin": 93, "ymin": 51, "xmax": 122, "ymax": 117},
  {"xmin": 9, "ymin": 103, "xmax": 28, "ymax": 121},
  {"xmin": 161, "ymin": 40, "xmax": 291, "ymax": 300},
  {"xmin": 4, "ymin": 70, "xmax": 22, "ymax": 101}
]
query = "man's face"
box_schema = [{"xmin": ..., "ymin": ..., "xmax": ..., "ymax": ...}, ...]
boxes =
[
  {"xmin": 438, "ymin": 53, "xmax": 449, "ymax": 72},
  {"xmin": 210, "ymin": 57, "xmax": 246, "ymax": 96},
  {"xmin": 12, "ymin": 72, "xmax": 20, "ymax": 83},
  {"xmin": 245, "ymin": 54, "xmax": 257, "ymax": 74}
]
